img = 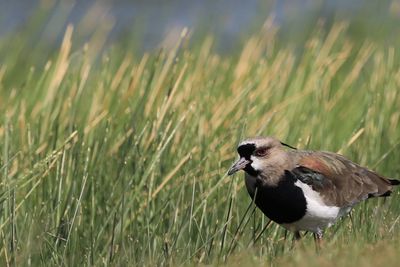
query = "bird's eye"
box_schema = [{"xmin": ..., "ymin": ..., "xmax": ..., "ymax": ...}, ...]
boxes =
[{"xmin": 255, "ymin": 147, "xmax": 269, "ymax": 157}]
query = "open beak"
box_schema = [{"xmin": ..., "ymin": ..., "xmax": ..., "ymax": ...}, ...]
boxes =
[{"xmin": 227, "ymin": 157, "xmax": 250, "ymax": 176}]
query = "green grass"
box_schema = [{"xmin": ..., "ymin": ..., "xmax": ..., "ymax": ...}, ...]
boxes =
[{"xmin": 0, "ymin": 22, "xmax": 400, "ymax": 266}]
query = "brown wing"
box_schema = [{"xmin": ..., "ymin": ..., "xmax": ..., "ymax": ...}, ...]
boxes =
[{"xmin": 295, "ymin": 151, "xmax": 394, "ymax": 207}]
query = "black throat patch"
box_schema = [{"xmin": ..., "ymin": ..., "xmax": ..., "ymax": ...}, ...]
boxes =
[{"xmin": 250, "ymin": 170, "xmax": 307, "ymax": 224}]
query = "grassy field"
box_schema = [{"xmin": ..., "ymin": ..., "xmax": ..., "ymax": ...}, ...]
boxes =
[{"xmin": 0, "ymin": 21, "xmax": 400, "ymax": 266}]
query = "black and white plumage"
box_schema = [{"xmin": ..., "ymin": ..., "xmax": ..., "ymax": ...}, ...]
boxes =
[{"xmin": 228, "ymin": 136, "xmax": 399, "ymax": 243}]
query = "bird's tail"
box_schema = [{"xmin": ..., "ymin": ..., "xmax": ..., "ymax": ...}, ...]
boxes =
[{"xmin": 388, "ymin": 178, "xmax": 400, "ymax": 186}]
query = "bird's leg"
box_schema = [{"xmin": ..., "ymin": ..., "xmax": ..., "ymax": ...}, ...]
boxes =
[
  {"xmin": 291, "ymin": 231, "xmax": 302, "ymax": 250},
  {"xmin": 313, "ymin": 231, "xmax": 323, "ymax": 252},
  {"xmin": 349, "ymin": 212, "xmax": 356, "ymax": 234},
  {"xmin": 294, "ymin": 231, "xmax": 302, "ymax": 241}
]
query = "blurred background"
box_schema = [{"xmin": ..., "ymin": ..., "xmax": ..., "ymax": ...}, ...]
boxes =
[
  {"xmin": 1, "ymin": 0, "xmax": 400, "ymax": 54},
  {"xmin": 1, "ymin": 1, "xmax": 400, "ymax": 266}
]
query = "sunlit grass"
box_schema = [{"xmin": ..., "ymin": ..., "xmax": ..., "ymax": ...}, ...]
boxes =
[{"xmin": 0, "ymin": 21, "xmax": 399, "ymax": 266}]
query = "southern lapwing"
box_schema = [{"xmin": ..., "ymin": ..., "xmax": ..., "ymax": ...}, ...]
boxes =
[{"xmin": 228, "ymin": 136, "xmax": 399, "ymax": 246}]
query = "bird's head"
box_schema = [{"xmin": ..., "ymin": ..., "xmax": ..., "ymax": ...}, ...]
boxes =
[{"xmin": 227, "ymin": 136, "xmax": 296, "ymax": 177}]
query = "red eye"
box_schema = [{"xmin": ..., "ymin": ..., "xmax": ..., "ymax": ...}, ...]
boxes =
[{"xmin": 255, "ymin": 147, "xmax": 269, "ymax": 157}]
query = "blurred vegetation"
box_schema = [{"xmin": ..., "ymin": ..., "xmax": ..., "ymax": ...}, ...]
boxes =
[{"xmin": 0, "ymin": 2, "xmax": 400, "ymax": 266}]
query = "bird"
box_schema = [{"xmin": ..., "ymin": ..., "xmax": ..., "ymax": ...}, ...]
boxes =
[{"xmin": 227, "ymin": 136, "xmax": 400, "ymax": 247}]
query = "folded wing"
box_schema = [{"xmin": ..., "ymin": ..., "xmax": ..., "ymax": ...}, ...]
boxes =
[{"xmin": 291, "ymin": 151, "xmax": 395, "ymax": 207}]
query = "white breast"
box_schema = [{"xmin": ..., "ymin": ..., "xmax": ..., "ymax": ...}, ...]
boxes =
[{"xmin": 283, "ymin": 180, "xmax": 347, "ymax": 233}]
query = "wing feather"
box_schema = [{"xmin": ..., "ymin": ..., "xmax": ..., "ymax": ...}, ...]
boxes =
[{"xmin": 294, "ymin": 151, "xmax": 394, "ymax": 207}]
